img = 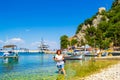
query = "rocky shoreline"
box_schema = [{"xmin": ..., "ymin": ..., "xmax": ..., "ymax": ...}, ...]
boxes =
[{"xmin": 82, "ymin": 62, "xmax": 120, "ymax": 80}]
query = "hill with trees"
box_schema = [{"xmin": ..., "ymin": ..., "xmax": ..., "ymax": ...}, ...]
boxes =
[{"xmin": 60, "ymin": 0, "xmax": 120, "ymax": 50}]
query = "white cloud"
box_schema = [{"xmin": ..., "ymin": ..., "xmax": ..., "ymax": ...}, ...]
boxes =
[{"xmin": 5, "ymin": 38, "xmax": 24, "ymax": 45}]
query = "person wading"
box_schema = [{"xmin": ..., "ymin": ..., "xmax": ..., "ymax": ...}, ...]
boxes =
[{"xmin": 53, "ymin": 50, "xmax": 66, "ymax": 75}]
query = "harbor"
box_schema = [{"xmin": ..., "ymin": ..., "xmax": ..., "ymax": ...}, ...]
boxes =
[
  {"xmin": 0, "ymin": 0, "xmax": 120, "ymax": 80},
  {"xmin": 0, "ymin": 49, "xmax": 120, "ymax": 80}
]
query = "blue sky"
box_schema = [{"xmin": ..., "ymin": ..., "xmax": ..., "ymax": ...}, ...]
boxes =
[{"xmin": 0, "ymin": 0, "xmax": 113, "ymax": 49}]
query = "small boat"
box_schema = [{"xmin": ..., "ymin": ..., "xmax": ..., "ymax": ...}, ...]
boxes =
[
  {"xmin": 64, "ymin": 54, "xmax": 83, "ymax": 60},
  {"xmin": 2, "ymin": 45, "xmax": 18, "ymax": 58},
  {"xmin": 62, "ymin": 49, "xmax": 84, "ymax": 60},
  {"xmin": 2, "ymin": 45, "xmax": 19, "ymax": 64}
]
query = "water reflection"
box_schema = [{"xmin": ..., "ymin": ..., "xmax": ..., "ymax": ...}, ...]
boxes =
[
  {"xmin": 39, "ymin": 53, "xmax": 44, "ymax": 65},
  {"xmin": 0, "ymin": 58, "xmax": 18, "ymax": 74},
  {"xmin": 2, "ymin": 57, "xmax": 18, "ymax": 64}
]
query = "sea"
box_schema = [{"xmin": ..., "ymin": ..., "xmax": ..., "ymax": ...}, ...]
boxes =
[
  {"xmin": 0, "ymin": 52, "xmax": 90, "ymax": 80},
  {"xmin": 0, "ymin": 52, "xmax": 58, "ymax": 80}
]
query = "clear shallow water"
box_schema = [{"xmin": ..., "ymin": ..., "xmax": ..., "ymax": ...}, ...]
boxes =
[
  {"xmin": 0, "ymin": 52, "xmax": 58, "ymax": 80},
  {"xmin": 0, "ymin": 52, "xmax": 90, "ymax": 80}
]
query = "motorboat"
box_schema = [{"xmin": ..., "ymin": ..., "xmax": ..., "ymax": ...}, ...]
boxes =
[
  {"xmin": 64, "ymin": 54, "xmax": 83, "ymax": 60},
  {"xmin": 2, "ymin": 45, "xmax": 18, "ymax": 58},
  {"xmin": 63, "ymin": 50, "xmax": 84, "ymax": 60},
  {"xmin": 2, "ymin": 45, "xmax": 19, "ymax": 64},
  {"xmin": 62, "ymin": 49, "xmax": 84, "ymax": 60}
]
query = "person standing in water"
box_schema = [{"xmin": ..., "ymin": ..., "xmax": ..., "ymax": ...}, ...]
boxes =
[{"xmin": 53, "ymin": 50, "xmax": 66, "ymax": 75}]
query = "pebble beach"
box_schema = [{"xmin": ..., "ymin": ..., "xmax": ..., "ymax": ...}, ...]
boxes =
[{"xmin": 83, "ymin": 62, "xmax": 120, "ymax": 80}]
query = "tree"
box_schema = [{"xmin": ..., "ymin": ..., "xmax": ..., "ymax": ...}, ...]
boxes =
[
  {"xmin": 85, "ymin": 26, "xmax": 96, "ymax": 47},
  {"xmin": 101, "ymin": 38, "xmax": 111, "ymax": 49},
  {"xmin": 71, "ymin": 39, "xmax": 78, "ymax": 46},
  {"xmin": 81, "ymin": 39, "xmax": 85, "ymax": 46},
  {"xmin": 97, "ymin": 21, "xmax": 109, "ymax": 32},
  {"xmin": 105, "ymin": 21, "xmax": 120, "ymax": 47},
  {"xmin": 60, "ymin": 35, "xmax": 69, "ymax": 49}
]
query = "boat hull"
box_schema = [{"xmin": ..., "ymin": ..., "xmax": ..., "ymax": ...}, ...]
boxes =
[{"xmin": 64, "ymin": 55, "xmax": 83, "ymax": 60}]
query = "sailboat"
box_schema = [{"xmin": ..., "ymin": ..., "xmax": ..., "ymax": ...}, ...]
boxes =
[{"xmin": 38, "ymin": 39, "xmax": 49, "ymax": 53}]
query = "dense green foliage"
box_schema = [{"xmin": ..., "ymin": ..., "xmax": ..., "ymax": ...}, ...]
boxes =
[
  {"xmin": 85, "ymin": 26, "xmax": 96, "ymax": 47},
  {"xmin": 60, "ymin": 35, "xmax": 69, "ymax": 49},
  {"xmin": 60, "ymin": 35, "xmax": 78, "ymax": 49},
  {"xmin": 70, "ymin": 39, "xmax": 78, "ymax": 46},
  {"xmin": 82, "ymin": 0, "xmax": 120, "ymax": 49}
]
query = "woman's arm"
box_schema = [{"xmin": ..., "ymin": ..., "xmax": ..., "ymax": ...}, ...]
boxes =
[{"xmin": 54, "ymin": 58, "xmax": 60, "ymax": 62}]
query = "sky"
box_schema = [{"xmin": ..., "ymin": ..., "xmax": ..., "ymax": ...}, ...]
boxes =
[{"xmin": 0, "ymin": 0, "xmax": 113, "ymax": 49}]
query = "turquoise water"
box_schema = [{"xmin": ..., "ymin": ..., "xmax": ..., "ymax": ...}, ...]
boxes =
[
  {"xmin": 0, "ymin": 52, "xmax": 90, "ymax": 80},
  {"xmin": 0, "ymin": 52, "xmax": 58, "ymax": 80}
]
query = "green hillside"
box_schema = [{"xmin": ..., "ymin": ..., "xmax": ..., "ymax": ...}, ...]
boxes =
[
  {"xmin": 60, "ymin": 0, "xmax": 120, "ymax": 49},
  {"xmin": 83, "ymin": 0, "xmax": 120, "ymax": 49}
]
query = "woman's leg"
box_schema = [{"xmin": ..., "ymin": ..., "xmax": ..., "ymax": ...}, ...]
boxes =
[
  {"xmin": 57, "ymin": 65, "xmax": 61, "ymax": 74},
  {"xmin": 61, "ymin": 68, "xmax": 66, "ymax": 75},
  {"xmin": 58, "ymin": 69, "xmax": 62, "ymax": 74},
  {"xmin": 61, "ymin": 64, "xmax": 66, "ymax": 75}
]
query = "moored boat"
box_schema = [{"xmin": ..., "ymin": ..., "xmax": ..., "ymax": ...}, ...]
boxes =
[
  {"xmin": 2, "ymin": 45, "xmax": 18, "ymax": 58},
  {"xmin": 2, "ymin": 45, "xmax": 19, "ymax": 63},
  {"xmin": 64, "ymin": 54, "xmax": 84, "ymax": 60}
]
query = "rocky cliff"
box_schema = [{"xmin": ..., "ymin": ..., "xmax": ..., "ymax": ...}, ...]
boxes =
[
  {"xmin": 60, "ymin": 0, "xmax": 120, "ymax": 49},
  {"xmin": 74, "ymin": 7, "xmax": 107, "ymax": 45}
]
